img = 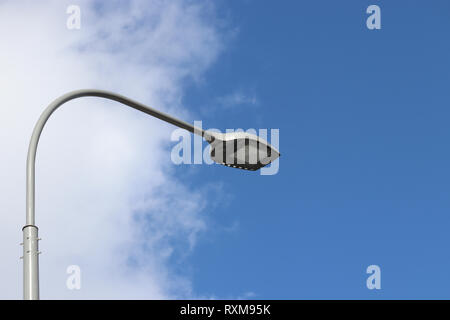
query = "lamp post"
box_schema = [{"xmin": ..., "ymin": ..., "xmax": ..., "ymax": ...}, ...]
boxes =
[{"xmin": 23, "ymin": 89, "xmax": 280, "ymax": 300}]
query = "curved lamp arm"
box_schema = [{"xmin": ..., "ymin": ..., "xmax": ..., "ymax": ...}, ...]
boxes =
[
  {"xmin": 26, "ymin": 89, "xmax": 205, "ymax": 225},
  {"xmin": 23, "ymin": 89, "xmax": 206, "ymax": 300}
]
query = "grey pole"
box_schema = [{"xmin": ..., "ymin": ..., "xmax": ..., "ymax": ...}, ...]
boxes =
[{"xmin": 23, "ymin": 89, "xmax": 207, "ymax": 300}]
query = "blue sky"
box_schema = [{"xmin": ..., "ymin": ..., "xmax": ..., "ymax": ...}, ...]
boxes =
[{"xmin": 171, "ymin": 0, "xmax": 450, "ymax": 299}]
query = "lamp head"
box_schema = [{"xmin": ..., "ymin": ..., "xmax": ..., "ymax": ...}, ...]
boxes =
[{"xmin": 205, "ymin": 131, "xmax": 280, "ymax": 171}]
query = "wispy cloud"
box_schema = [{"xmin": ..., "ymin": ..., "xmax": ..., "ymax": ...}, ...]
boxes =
[
  {"xmin": 216, "ymin": 90, "xmax": 259, "ymax": 108},
  {"xmin": 0, "ymin": 0, "xmax": 225, "ymax": 299}
]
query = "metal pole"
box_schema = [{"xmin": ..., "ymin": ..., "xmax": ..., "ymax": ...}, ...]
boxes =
[
  {"xmin": 24, "ymin": 89, "xmax": 207, "ymax": 299},
  {"xmin": 22, "ymin": 225, "xmax": 39, "ymax": 299}
]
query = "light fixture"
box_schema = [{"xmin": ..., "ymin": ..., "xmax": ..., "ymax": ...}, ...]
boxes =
[{"xmin": 206, "ymin": 131, "xmax": 280, "ymax": 171}]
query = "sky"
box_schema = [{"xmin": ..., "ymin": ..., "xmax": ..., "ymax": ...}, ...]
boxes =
[{"xmin": 1, "ymin": 0, "xmax": 450, "ymax": 299}]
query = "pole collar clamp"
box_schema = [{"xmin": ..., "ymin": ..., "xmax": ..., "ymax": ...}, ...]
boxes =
[{"xmin": 22, "ymin": 225, "xmax": 38, "ymax": 231}]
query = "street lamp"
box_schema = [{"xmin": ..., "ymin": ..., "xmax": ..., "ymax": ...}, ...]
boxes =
[{"xmin": 23, "ymin": 89, "xmax": 280, "ymax": 300}]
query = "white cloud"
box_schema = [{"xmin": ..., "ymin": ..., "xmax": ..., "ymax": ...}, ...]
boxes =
[{"xmin": 0, "ymin": 0, "xmax": 224, "ymax": 299}]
